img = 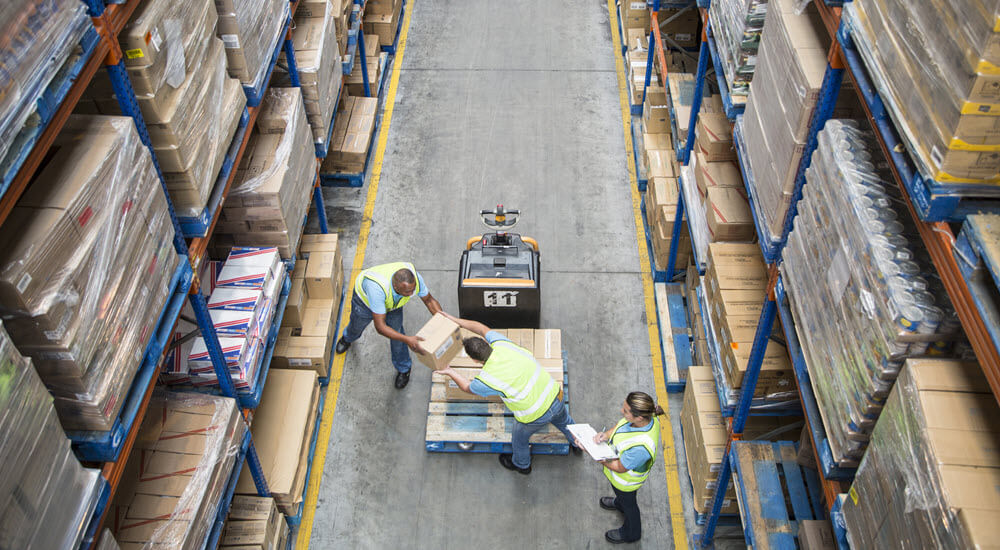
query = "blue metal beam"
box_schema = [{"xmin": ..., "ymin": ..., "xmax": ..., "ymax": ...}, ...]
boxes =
[
  {"xmin": 313, "ymin": 185, "xmax": 329, "ymax": 234},
  {"xmin": 359, "ymin": 30, "xmax": 372, "ymax": 97}
]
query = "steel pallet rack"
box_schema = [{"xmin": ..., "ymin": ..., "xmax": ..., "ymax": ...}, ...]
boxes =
[
  {"xmin": 0, "ymin": 0, "xmax": 356, "ymax": 547},
  {"xmin": 656, "ymin": 0, "xmax": 1000, "ymax": 547}
]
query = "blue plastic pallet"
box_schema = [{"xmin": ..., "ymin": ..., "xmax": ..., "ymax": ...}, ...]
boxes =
[
  {"xmin": 954, "ymin": 214, "xmax": 1000, "ymax": 356},
  {"xmin": 320, "ymin": 54, "xmax": 390, "ymax": 188},
  {"xmin": 68, "ymin": 258, "xmax": 193, "ymax": 462},
  {"xmin": 728, "ymin": 441, "xmax": 825, "ymax": 550},
  {"xmin": 774, "ymin": 276, "xmax": 858, "ymax": 480},
  {"xmin": 178, "ymin": 107, "xmax": 251, "ymax": 237},
  {"xmin": 285, "ymin": 385, "xmax": 328, "ymax": 531},
  {"xmin": 203, "ymin": 429, "xmax": 254, "ymax": 550},
  {"xmin": 696, "ymin": 285, "xmax": 802, "ymax": 418},
  {"xmin": 733, "ymin": 115, "xmax": 783, "ymax": 263},
  {"xmin": 837, "ymin": 21, "xmax": 1000, "ymax": 222},
  {"xmin": 244, "ymin": 10, "xmax": 292, "ymax": 108},
  {"xmin": 314, "ymin": 86, "xmax": 345, "ymax": 158},
  {"xmin": 705, "ymin": 19, "xmax": 746, "ymax": 121},
  {"xmin": 654, "ymin": 282, "xmax": 693, "ymax": 392},
  {"xmin": 425, "ymin": 354, "xmax": 571, "ymax": 455},
  {"xmin": 0, "ymin": 24, "xmax": 100, "ymax": 199},
  {"xmin": 380, "ymin": 0, "xmax": 407, "ymax": 54}
]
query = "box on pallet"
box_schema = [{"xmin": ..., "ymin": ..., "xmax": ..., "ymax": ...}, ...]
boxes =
[
  {"xmin": 322, "ymin": 95, "xmax": 379, "ymax": 173},
  {"xmin": 214, "ymin": 0, "xmax": 288, "ymax": 89},
  {"xmin": 364, "ymin": 0, "xmax": 403, "ymax": 46}
]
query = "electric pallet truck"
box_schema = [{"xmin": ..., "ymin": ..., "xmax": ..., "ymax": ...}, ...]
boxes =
[{"xmin": 458, "ymin": 205, "xmax": 541, "ymax": 328}]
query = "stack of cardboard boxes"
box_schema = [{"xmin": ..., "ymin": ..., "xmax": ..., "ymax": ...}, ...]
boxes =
[
  {"xmin": 321, "ymin": 94, "xmax": 379, "ymax": 175},
  {"xmin": 345, "ymin": 33, "xmax": 383, "ymax": 97},
  {"xmin": 692, "ymin": 112, "xmax": 753, "ymax": 242},
  {"xmin": 298, "ymin": 0, "xmax": 353, "ymax": 61},
  {"xmin": 274, "ymin": 234, "xmax": 345, "ymax": 379},
  {"xmin": 214, "ymin": 0, "xmax": 289, "ymax": 92},
  {"xmin": 274, "ymin": 1, "xmax": 344, "ymax": 150},
  {"xmin": 219, "ymin": 496, "xmax": 289, "ymax": 550},
  {"xmin": 236, "ymin": 368, "xmax": 320, "ymax": 516},
  {"xmin": 0, "ymin": 116, "xmax": 180, "ymax": 431},
  {"xmin": 111, "ymin": 392, "xmax": 246, "ymax": 549},
  {"xmin": 682, "ymin": 366, "xmax": 801, "ymax": 516},
  {"xmin": 842, "ymin": 359, "xmax": 1000, "ymax": 549},
  {"xmin": 364, "ymin": 0, "xmax": 404, "ymax": 49},
  {"xmin": 703, "ymin": 244, "xmax": 794, "ymax": 402},
  {"xmin": 214, "ymin": 88, "xmax": 317, "ymax": 259},
  {"xmin": 656, "ymin": 6, "xmax": 700, "ymax": 50}
]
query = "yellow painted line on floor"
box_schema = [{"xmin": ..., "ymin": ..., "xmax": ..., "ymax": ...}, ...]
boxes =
[
  {"xmin": 295, "ymin": 3, "xmax": 414, "ymax": 547},
  {"xmin": 606, "ymin": 2, "xmax": 689, "ymax": 548}
]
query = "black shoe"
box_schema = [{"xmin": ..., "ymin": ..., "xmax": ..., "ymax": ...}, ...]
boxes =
[
  {"xmin": 335, "ymin": 338, "xmax": 351, "ymax": 354},
  {"xmin": 571, "ymin": 444, "xmax": 583, "ymax": 457},
  {"xmin": 600, "ymin": 497, "xmax": 620, "ymax": 511},
  {"xmin": 498, "ymin": 453, "xmax": 531, "ymax": 475},
  {"xmin": 394, "ymin": 371, "xmax": 410, "ymax": 389},
  {"xmin": 605, "ymin": 529, "xmax": 634, "ymax": 544}
]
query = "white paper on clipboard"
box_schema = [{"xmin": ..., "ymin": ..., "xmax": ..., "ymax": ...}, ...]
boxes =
[{"xmin": 567, "ymin": 424, "xmax": 619, "ymax": 461}]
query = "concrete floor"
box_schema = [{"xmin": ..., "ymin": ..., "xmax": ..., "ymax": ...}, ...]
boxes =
[{"xmin": 305, "ymin": 1, "xmax": 712, "ymax": 548}]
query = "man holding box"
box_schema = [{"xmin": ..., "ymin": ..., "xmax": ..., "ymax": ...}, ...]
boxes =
[
  {"xmin": 336, "ymin": 262, "xmax": 442, "ymax": 389},
  {"xmin": 437, "ymin": 314, "xmax": 580, "ymax": 474}
]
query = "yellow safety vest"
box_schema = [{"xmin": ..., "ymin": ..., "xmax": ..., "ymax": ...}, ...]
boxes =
[
  {"xmin": 355, "ymin": 262, "xmax": 420, "ymax": 312},
  {"xmin": 474, "ymin": 341, "xmax": 560, "ymax": 424},
  {"xmin": 603, "ymin": 416, "xmax": 660, "ymax": 492}
]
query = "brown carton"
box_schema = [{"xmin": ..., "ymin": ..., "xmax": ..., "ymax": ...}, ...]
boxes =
[
  {"xmin": 695, "ymin": 113, "xmax": 736, "ymax": 161},
  {"xmin": 282, "ymin": 278, "xmax": 308, "ymax": 328},
  {"xmin": 694, "ymin": 149, "xmax": 742, "ymax": 199},
  {"xmin": 705, "ymin": 187, "xmax": 754, "ymax": 242},
  {"xmin": 273, "ymin": 336, "xmax": 330, "ymax": 378},
  {"xmin": 305, "ymin": 251, "xmax": 337, "ymax": 299},
  {"xmin": 414, "ymin": 313, "xmax": 463, "ymax": 370}
]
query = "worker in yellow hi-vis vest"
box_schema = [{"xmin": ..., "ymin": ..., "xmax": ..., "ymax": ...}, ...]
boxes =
[
  {"xmin": 438, "ymin": 313, "xmax": 583, "ymax": 474},
  {"xmin": 336, "ymin": 262, "xmax": 442, "ymax": 389},
  {"xmin": 577, "ymin": 392, "xmax": 664, "ymax": 544}
]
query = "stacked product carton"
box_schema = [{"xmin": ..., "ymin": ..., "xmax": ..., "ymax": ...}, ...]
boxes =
[
  {"xmin": 708, "ymin": 0, "xmax": 768, "ymax": 98},
  {"xmin": 236, "ymin": 368, "xmax": 320, "ymax": 516},
  {"xmin": 0, "ymin": 116, "xmax": 180, "ymax": 431},
  {"xmin": 842, "ymin": 359, "xmax": 1000, "ymax": 549},
  {"xmin": 214, "ymin": 0, "xmax": 289, "ymax": 92},
  {"xmin": 274, "ymin": 1, "xmax": 344, "ymax": 150},
  {"xmin": 701, "ymin": 244, "xmax": 793, "ymax": 409},
  {"xmin": 274, "ymin": 234, "xmax": 345, "ymax": 379},
  {"xmin": 657, "ymin": 6, "xmax": 700, "ymax": 50},
  {"xmin": 161, "ymin": 247, "xmax": 286, "ymax": 394},
  {"xmin": 845, "ymin": 0, "xmax": 1000, "ymax": 185},
  {"xmin": 0, "ymin": 0, "xmax": 91, "ymax": 169},
  {"xmin": 220, "ymin": 496, "xmax": 289, "ymax": 550},
  {"xmin": 0, "ymin": 322, "xmax": 104, "ymax": 549},
  {"xmin": 645, "ymin": 176, "xmax": 693, "ymax": 272},
  {"xmin": 345, "ymin": 33, "xmax": 383, "ymax": 97},
  {"xmin": 782, "ymin": 120, "xmax": 963, "ymax": 468},
  {"xmin": 690, "ymin": 112, "xmax": 752, "ymax": 243},
  {"xmin": 364, "ymin": 0, "xmax": 404, "ymax": 48},
  {"xmin": 215, "ymin": 88, "xmax": 317, "ymax": 258},
  {"xmin": 321, "ymin": 94, "xmax": 379, "ymax": 174},
  {"xmin": 111, "ymin": 392, "xmax": 247, "ymax": 549}
]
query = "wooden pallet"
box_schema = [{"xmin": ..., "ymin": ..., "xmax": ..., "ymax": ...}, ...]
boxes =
[{"xmin": 425, "ymin": 355, "xmax": 570, "ymax": 454}]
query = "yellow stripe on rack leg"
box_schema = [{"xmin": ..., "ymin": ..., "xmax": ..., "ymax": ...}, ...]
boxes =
[
  {"xmin": 295, "ymin": 3, "xmax": 416, "ymax": 548},
  {"xmin": 606, "ymin": 2, "xmax": 689, "ymax": 548}
]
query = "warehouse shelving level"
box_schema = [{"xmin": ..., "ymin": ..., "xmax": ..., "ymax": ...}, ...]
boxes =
[{"xmin": 653, "ymin": 282, "xmax": 694, "ymax": 392}]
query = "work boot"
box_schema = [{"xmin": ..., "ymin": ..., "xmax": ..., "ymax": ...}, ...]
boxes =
[
  {"xmin": 394, "ymin": 371, "xmax": 410, "ymax": 389},
  {"xmin": 605, "ymin": 529, "xmax": 634, "ymax": 544},
  {"xmin": 335, "ymin": 338, "xmax": 351, "ymax": 354},
  {"xmin": 498, "ymin": 453, "xmax": 531, "ymax": 475},
  {"xmin": 600, "ymin": 497, "xmax": 620, "ymax": 511}
]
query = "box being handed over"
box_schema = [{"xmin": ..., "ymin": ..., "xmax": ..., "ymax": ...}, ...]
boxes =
[{"xmin": 414, "ymin": 313, "xmax": 463, "ymax": 370}]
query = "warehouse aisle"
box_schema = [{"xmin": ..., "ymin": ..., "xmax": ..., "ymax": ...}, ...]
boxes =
[{"xmin": 307, "ymin": 1, "xmax": 683, "ymax": 547}]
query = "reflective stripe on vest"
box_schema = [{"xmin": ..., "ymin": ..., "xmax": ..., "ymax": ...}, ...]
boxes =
[
  {"xmin": 355, "ymin": 262, "xmax": 420, "ymax": 311},
  {"xmin": 603, "ymin": 416, "xmax": 660, "ymax": 492},
  {"xmin": 475, "ymin": 341, "xmax": 559, "ymax": 424}
]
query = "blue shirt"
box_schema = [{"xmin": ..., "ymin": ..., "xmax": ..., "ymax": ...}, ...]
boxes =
[
  {"xmin": 361, "ymin": 272, "xmax": 429, "ymax": 314},
  {"xmin": 614, "ymin": 422, "xmax": 655, "ymax": 472},
  {"xmin": 469, "ymin": 331, "xmax": 508, "ymax": 397}
]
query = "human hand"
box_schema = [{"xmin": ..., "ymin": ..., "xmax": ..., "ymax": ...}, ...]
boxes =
[
  {"xmin": 593, "ymin": 432, "xmax": 608, "ymax": 444},
  {"xmin": 407, "ymin": 335, "xmax": 426, "ymax": 354}
]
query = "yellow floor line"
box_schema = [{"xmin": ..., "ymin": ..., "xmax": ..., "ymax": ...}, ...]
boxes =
[
  {"xmin": 295, "ymin": 4, "xmax": 415, "ymax": 547},
  {"xmin": 606, "ymin": 2, "xmax": 689, "ymax": 548}
]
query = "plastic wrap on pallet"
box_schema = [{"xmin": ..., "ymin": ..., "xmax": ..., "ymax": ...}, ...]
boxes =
[
  {"xmin": 782, "ymin": 120, "xmax": 964, "ymax": 467},
  {"xmin": 0, "ymin": 321, "xmax": 102, "ymax": 549},
  {"xmin": 841, "ymin": 359, "xmax": 1000, "ymax": 549},
  {"xmin": 741, "ymin": 0, "xmax": 828, "ymax": 242},
  {"xmin": 110, "ymin": 391, "xmax": 246, "ymax": 550},
  {"xmin": 215, "ymin": 0, "xmax": 289, "ymax": 90},
  {"xmin": 844, "ymin": 1, "xmax": 1000, "ymax": 186},
  {"xmin": 708, "ymin": 0, "xmax": 768, "ymax": 97},
  {"xmin": 0, "ymin": 0, "xmax": 90, "ymax": 166},
  {"xmin": 218, "ymin": 88, "xmax": 316, "ymax": 258},
  {"xmin": 0, "ymin": 115, "xmax": 180, "ymax": 431},
  {"xmin": 274, "ymin": 2, "xmax": 343, "ymax": 146}
]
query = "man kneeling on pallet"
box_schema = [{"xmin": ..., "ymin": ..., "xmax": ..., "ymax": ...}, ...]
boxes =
[{"xmin": 437, "ymin": 313, "xmax": 582, "ymax": 473}]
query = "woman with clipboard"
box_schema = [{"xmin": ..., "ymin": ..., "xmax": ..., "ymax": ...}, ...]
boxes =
[{"xmin": 581, "ymin": 392, "xmax": 664, "ymax": 544}]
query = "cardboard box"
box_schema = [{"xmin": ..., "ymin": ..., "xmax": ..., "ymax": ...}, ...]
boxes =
[
  {"xmin": 414, "ymin": 313, "xmax": 462, "ymax": 370},
  {"xmin": 283, "ymin": 278, "xmax": 308, "ymax": 328},
  {"xmin": 642, "ymin": 86, "xmax": 670, "ymax": 134},
  {"xmin": 798, "ymin": 520, "xmax": 835, "ymax": 550},
  {"xmin": 221, "ymin": 496, "xmax": 281, "ymax": 549},
  {"xmin": 305, "ymin": 251, "xmax": 338, "ymax": 299},
  {"xmin": 300, "ymin": 298, "xmax": 336, "ymax": 338},
  {"xmin": 273, "ymin": 336, "xmax": 329, "ymax": 377},
  {"xmin": 647, "ymin": 149, "xmax": 678, "ymax": 180},
  {"xmin": 533, "ymin": 329, "xmax": 562, "ymax": 359},
  {"xmin": 705, "ymin": 187, "xmax": 754, "ymax": 242},
  {"xmin": 695, "ymin": 113, "xmax": 736, "ymax": 161},
  {"xmin": 622, "ymin": 0, "xmax": 650, "ymax": 30},
  {"xmin": 694, "ymin": 149, "xmax": 742, "ymax": 199}
]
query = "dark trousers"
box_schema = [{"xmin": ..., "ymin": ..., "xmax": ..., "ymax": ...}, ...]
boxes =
[{"xmin": 612, "ymin": 484, "xmax": 642, "ymax": 542}]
